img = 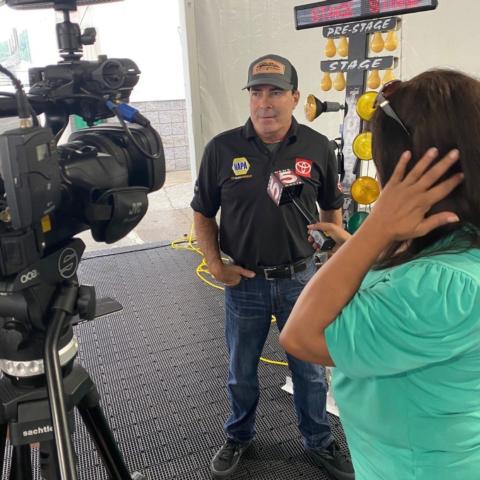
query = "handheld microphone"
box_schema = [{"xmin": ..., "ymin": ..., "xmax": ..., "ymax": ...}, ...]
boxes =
[{"xmin": 267, "ymin": 170, "xmax": 335, "ymax": 251}]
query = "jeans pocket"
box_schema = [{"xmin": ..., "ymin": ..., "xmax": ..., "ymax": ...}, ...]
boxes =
[
  {"xmin": 294, "ymin": 259, "xmax": 316, "ymax": 285},
  {"xmin": 225, "ymin": 276, "xmax": 245, "ymax": 290}
]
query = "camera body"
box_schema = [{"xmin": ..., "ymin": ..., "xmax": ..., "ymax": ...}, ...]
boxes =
[{"xmin": 0, "ymin": 7, "xmax": 165, "ymax": 476}]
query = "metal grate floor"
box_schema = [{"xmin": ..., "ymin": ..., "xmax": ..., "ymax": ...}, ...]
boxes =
[{"xmin": 66, "ymin": 243, "xmax": 350, "ymax": 479}]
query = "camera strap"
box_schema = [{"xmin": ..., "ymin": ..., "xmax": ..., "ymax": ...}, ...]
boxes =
[{"xmin": 87, "ymin": 187, "xmax": 149, "ymax": 243}]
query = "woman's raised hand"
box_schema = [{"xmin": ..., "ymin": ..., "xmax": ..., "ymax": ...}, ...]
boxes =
[{"xmin": 369, "ymin": 148, "xmax": 463, "ymax": 242}]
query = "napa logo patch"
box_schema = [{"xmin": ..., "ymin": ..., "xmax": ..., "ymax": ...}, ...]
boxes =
[{"xmin": 232, "ymin": 157, "xmax": 251, "ymax": 176}]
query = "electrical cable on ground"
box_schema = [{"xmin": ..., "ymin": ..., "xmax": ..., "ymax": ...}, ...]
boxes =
[{"xmin": 170, "ymin": 224, "xmax": 288, "ymax": 366}]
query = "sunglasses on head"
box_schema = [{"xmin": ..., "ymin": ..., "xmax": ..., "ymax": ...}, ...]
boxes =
[{"xmin": 374, "ymin": 80, "xmax": 410, "ymax": 136}]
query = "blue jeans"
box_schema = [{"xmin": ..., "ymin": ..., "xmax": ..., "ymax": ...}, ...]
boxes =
[{"xmin": 224, "ymin": 258, "xmax": 332, "ymax": 449}]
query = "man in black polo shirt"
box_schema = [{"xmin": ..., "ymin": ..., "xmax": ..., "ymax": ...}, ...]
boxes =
[{"xmin": 191, "ymin": 54, "xmax": 353, "ymax": 480}]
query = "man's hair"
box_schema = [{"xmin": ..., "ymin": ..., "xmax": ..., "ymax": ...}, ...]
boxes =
[{"xmin": 370, "ymin": 69, "xmax": 480, "ymax": 268}]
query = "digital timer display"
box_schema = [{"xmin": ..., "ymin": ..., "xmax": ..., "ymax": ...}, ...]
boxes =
[{"xmin": 295, "ymin": 0, "xmax": 438, "ymax": 29}]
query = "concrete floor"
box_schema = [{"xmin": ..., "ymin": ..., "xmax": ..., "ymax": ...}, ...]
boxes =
[{"xmin": 77, "ymin": 170, "xmax": 195, "ymax": 252}]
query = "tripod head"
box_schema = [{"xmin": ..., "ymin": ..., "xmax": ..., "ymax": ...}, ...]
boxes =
[{"xmin": 0, "ymin": 238, "xmax": 94, "ymax": 377}]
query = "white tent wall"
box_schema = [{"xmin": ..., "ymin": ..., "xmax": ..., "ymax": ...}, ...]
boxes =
[
  {"xmin": 180, "ymin": 0, "xmax": 478, "ymax": 175},
  {"xmin": 76, "ymin": 0, "xmax": 185, "ymax": 102},
  {"xmin": 0, "ymin": 1, "xmax": 185, "ymax": 102}
]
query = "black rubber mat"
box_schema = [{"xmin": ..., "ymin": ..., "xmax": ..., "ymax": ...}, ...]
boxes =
[{"xmin": 68, "ymin": 243, "xmax": 350, "ymax": 479}]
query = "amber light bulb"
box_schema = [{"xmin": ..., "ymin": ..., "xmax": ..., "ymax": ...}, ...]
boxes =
[
  {"xmin": 382, "ymin": 68, "xmax": 396, "ymax": 84},
  {"xmin": 321, "ymin": 72, "xmax": 332, "ymax": 91},
  {"xmin": 356, "ymin": 91, "xmax": 377, "ymax": 121},
  {"xmin": 370, "ymin": 32, "xmax": 384, "ymax": 53},
  {"xmin": 367, "ymin": 70, "xmax": 381, "ymax": 89},
  {"xmin": 352, "ymin": 132, "xmax": 373, "ymax": 161},
  {"xmin": 304, "ymin": 94, "xmax": 318, "ymax": 122},
  {"xmin": 338, "ymin": 36, "xmax": 348, "ymax": 57},
  {"xmin": 385, "ymin": 30, "xmax": 398, "ymax": 51},
  {"xmin": 325, "ymin": 38, "xmax": 336, "ymax": 58},
  {"xmin": 334, "ymin": 72, "xmax": 346, "ymax": 91},
  {"xmin": 351, "ymin": 176, "xmax": 380, "ymax": 205}
]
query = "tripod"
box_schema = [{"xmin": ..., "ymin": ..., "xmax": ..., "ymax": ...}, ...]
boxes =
[{"xmin": 0, "ymin": 239, "xmax": 144, "ymax": 479}]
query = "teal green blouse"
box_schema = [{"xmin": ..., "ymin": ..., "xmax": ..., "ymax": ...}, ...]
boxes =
[{"xmin": 325, "ymin": 247, "xmax": 480, "ymax": 480}]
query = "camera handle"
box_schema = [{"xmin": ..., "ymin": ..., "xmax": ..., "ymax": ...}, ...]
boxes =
[{"xmin": 56, "ymin": 8, "xmax": 96, "ymax": 61}]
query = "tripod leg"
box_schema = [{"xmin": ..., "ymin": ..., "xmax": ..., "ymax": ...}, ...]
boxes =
[
  {"xmin": 0, "ymin": 423, "xmax": 7, "ymax": 477},
  {"xmin": 9, "ymin": 445, "xmax": 32, "ymax": 480},
  {"xmin": 77, "ymin": 402, "xmax": 132, "ymax": 479},
  {"xmin": 39, "ymin": 441, "xmax": 61, "ymax": 480}
]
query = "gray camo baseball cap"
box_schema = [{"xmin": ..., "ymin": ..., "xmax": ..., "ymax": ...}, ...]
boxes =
[{"xmin": 243, "ymin": 54, "xmax": 298, "ymax": 91}]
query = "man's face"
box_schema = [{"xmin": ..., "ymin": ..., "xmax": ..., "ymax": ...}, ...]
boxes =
[{"xmin": 249, "ymin": 85, "xmax": 299, "ymax": 143}]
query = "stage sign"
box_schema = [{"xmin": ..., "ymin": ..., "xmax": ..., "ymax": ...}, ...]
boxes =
[
  {"xmin": 295, "ymin": 0, "xmax": 438, "ymax": 29},
  {"xmin": 321, "ymin": 56, "xmax": 395, "ymax": 73}
]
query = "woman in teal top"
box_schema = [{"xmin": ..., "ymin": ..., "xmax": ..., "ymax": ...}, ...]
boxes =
[{"xmin": 279, "ymin": 69, "xmax": 480, "ymax": 480}]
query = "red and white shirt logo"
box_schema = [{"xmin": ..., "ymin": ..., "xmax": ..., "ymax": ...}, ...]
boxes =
[{"xmin": 295, "ymin": 158, "xmax": 312, "ymax": 178}]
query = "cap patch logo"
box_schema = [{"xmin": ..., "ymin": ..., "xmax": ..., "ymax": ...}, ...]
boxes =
[
  {"xmin": 252, "ymin": 59, "xmax": 285, "ymax": 76},
  {"xmin": 295, "ymin": 158, "xmax": 312, "ymax": 178},
  {"xmin": 232, "ymin": 157, "xmax": 251, "ymax": 176}
]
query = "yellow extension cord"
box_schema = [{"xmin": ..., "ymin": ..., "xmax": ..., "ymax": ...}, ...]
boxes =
[{"xmin": 170, "ymin": 225, "xmax": 288, "ymax": 367}]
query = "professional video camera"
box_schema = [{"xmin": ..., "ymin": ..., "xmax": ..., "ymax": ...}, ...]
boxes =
[{"xmin": 0, "ymin": 0, "xmax": 165, "ymax": 478}]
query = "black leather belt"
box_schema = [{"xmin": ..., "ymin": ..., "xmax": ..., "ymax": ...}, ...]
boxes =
[{"xmin": 246, "ymin": 258, "xmax": 310, "ymax": 280}]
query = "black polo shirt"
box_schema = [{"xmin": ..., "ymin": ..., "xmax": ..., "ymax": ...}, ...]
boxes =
[{"xmin": 191, "ymin": 117, "xmax": 343, "ymax": 267}]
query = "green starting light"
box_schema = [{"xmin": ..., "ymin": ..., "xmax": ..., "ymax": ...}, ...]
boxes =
[{"xmin": 347, "ymin": 211, "xmax": 369, "ymax": 234}]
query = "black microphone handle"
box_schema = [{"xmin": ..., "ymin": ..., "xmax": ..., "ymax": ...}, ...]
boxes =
[
  {"xmin": 291, "ymin": 197, "xmax": 314, "ymax": 224},
  {"xmin": 290, "ymin": 198, "xmax": 335, "ymax": 251}
]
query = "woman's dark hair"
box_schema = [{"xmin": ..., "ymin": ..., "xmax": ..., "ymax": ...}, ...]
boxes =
[{"xmin": 370, "ymin": 69, "xmax": 480, "ymax": 268}]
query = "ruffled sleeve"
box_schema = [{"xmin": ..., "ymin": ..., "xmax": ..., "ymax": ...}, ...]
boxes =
[{"xmin": 325, "ymin": 257, "xmax": 480, "ymax": 379}]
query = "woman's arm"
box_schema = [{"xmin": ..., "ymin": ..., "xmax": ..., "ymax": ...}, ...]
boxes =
[
  {"xmin": 282, "ymin": 216, "xmax": 390, "ymax": 365},
  {"xmin": 319, "ymin": 208, "xmax": 343, "ymax": 225},
  {"xmin": 280, "ymin": 148, "xmax": 463, "ymax": 365}
]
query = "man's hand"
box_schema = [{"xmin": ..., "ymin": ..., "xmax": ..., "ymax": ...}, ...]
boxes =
[
  {"xmin": 209, "ymin": 262, "xmax": 256, "ymax": 287},
  {"xmin": 193, "ymin": 212, "xmax": 255, "ymax": 287}
]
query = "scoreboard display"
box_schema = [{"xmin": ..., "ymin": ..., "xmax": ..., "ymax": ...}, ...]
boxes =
[{"xmin": 295, "ymin": 0, "xmax": 438, "ymax": 29}]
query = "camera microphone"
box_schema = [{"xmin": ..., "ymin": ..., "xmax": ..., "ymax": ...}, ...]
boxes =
[{"xmin": 267, "ymin": 169, "xmax": 335, "ymax": 251}]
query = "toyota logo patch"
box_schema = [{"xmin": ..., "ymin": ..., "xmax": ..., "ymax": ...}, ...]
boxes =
[{"xmin": 295, "ymin": 158, "xmax": 312, "ymax": 178}]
